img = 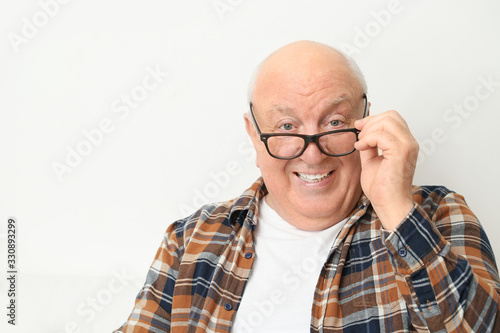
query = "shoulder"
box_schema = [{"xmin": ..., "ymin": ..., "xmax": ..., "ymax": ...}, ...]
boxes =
[
  {"xmin": 411, "ymin": 185, "xmax": 470, "ymax": 208},
  {"xmin": 412, "ymin": 185, "xmax": 456, "ymax": 202},
  {"xmin": 411, "ymin": 185, "xmax": 479, "ymax": 226},
  {"xmin": 166, "ymin": 178, "xmax": 266, "ymax": 245}
]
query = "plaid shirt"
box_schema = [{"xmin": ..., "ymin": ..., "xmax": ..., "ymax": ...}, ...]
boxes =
[{"xmin": 116, "ymin": 178, "xmax": 499, "ymax": 332}]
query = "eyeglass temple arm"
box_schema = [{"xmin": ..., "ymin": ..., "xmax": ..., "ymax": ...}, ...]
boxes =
[
  {"xmin": 248, "ymin": 103, "xmax": 263, "ymax": 135},
  {"xmin": 362, "ymin": 93, "xmax": 368, "ymax": 118}
]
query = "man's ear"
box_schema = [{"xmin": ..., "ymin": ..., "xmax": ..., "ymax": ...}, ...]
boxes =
[
  {"xmin": 367, "ymin": 102, "xmax": 371, "ymax": 117},
  {"xmin": 244, "ymin": 113, "xmax": 258, "ymax": 140},
  {"xmin": 243, "ymin": 113, "xmax": 260, "ymax": 168},
  {"xmin": 244, "ymin": 113, "xmax": 252, "ymax": 135}
]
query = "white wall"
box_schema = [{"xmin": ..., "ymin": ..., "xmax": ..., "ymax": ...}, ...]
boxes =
[{"xmin": 1, "ymin": 0, "xmax": 499, "ymax": 331}]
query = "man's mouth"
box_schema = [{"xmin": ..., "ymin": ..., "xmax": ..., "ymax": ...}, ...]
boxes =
[{"xmin": 295, "ymin": 171, "xmax": 333, "ymax": 183}]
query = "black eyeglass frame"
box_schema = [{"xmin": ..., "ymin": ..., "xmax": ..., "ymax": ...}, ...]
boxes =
[{"xmin": 249, "ymin": 94, "xmax": 368, "ymax": 160}]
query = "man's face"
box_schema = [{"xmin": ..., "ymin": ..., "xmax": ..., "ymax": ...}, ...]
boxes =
[{"xmin": 245, "ymin": 46, "xmax": 366, "ymax": 230}]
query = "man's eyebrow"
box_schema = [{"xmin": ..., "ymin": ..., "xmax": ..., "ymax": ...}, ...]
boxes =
[
  {"xmin": 266, "ymin": 95, "xmax": 351, "ymax": 116},
  {"xmin": 322, "ymin": 95, "xmax": 359, "ymax": 120},
  {"xmin": 324, "ymin": 95, "xmax": 349, "ymax": 109},
  {"xmin": 267, "ymin": 104, "xmax": 297, "ymax": 115}
]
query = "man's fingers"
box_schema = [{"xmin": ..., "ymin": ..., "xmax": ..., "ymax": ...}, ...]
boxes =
[
  {"xmin": 356, "ymin": 110, "xmax": 409, "ymax": 134},
  {"xmin": 356, "ymin": 111, "xmax": 416, "ymax": 153},
  {"xmin": 357, "ymin": 145, "xmax": 379, "ymax": 168},
  {"xmin": 355, "ymin": 130, "xmax": 397, "ymax": 152}
]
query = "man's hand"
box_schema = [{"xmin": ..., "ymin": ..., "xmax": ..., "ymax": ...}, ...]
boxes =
[{"xmin": 354, "ymin": 111, "xmax": 419, "ymax": 231}]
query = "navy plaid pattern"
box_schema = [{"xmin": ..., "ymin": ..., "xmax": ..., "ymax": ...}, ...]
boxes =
[{"xmin": 116, "ymin": 179, "xmax": 499, "ymax": 332}]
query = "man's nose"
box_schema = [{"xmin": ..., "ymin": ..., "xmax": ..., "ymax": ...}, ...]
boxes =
[{"xmin": 298, "ymin": 140, "xmax": 328, "ymax": 164}]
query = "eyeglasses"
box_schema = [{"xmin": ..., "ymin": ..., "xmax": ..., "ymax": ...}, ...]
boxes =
[{"xmin": 249, "ymin": 94, "xmax": 368, "ymax": 160}]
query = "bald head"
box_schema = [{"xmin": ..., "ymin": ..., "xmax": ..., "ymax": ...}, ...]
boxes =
[{"xmin": 248, "ymin": 41, "xmax": 366, "ymax": 104}]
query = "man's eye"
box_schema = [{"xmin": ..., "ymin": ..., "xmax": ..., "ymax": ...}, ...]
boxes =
[
  {"xmin": 329, "ymin": 120, "xmax": 343, "ymax": 127},
  {"xmin": 280, "ymin": 123, "xmax": 294, "ymax": 130}
]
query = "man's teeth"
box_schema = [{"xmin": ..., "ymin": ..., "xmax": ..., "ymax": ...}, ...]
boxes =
[{"xmin": 297, "ymin": 171, "xmax": 332, "ymax": 183}]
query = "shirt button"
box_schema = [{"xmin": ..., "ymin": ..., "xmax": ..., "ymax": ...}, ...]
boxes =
[
  {"xmin": 244, "ymin": 252, "xmax": 253, "ymax": 259},
  {"xmin": 398, "ymin": 248, "xmax": 408, "ymax": 257},
  {"xmin": 224, "ymin": 303, "xmax": 233, "ymax": 311}
]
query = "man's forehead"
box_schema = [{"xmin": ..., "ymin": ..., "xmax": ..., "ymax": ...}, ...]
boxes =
[
  {"xmin": 254, "ymin": 95, "xmax": 362, "ymax": 123},
  {"xmin": 254, "ymin": 63, "xmax": 361, "ymax": 114},
  {"xmin": 263, "ymin": 95, "xmax": 353, "ymax": 114}
]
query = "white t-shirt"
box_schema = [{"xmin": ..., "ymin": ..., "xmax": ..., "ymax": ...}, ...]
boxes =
[{"xmin": 232, "ymin": 196, "xmax": 346, "ymax": 332}]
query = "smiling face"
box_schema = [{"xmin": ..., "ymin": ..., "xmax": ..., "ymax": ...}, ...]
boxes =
[{"xmin": 245, "ymin": 41, "xmax": 367, "ymax": 230}]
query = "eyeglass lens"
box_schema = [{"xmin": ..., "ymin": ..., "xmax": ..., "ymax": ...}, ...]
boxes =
[{"xmin": 266, "ymin": 131, "xmax": 357, "ymax": 158}]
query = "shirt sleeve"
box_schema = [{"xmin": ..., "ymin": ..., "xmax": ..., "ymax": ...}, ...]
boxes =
[
  {"xmin": 114, "ymin": 221, "xmax": 183, "ymax": 333},
  {"xmin": 383, "ymin": 188, "xmax": 500, "ymax": 332}
]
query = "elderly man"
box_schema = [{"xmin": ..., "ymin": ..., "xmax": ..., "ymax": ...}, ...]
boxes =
[{"xmin": 116, "ymin": 41, "xmax": 499, "ymax": 332}]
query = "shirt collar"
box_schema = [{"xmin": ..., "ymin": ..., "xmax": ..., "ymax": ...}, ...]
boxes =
[
  {"xmin": 228, "ymin": 177, "xmax": 267, "ymax": 226},
  {"xmin": 228, "ymin": 177, "xmax": 371, "ymax": 227}
]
